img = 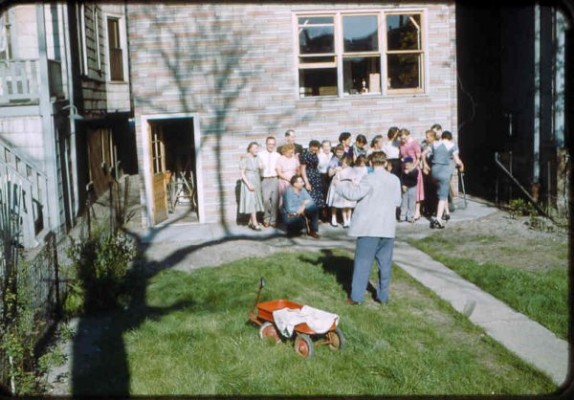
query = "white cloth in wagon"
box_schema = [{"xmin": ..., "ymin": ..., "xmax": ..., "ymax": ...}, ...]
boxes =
[{"xmin": 272, "ymin": 305, "xmax": 339, "ymax": 337}]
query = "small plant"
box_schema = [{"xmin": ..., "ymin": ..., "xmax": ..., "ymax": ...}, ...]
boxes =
[
  {"xmin": 65, "ymin": 228, "xmax": 137, "ymax": 315},
  {"xmin": 508, "ymin": 198, "xmax": 536, "ymax": 219}
]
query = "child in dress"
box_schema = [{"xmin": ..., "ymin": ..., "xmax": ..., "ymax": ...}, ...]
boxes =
[
  {"xmin": 400, "ymin": 156, "xmax": 418, "ymax": 223},
  {"xmin": 326, "ymin": 155, "xmax": 354, "ymax": 227}
]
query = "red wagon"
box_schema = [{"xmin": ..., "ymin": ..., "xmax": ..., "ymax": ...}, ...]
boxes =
[{"xmin": 248, "ymin": 278, "xmax": 345, "ymax": 358}]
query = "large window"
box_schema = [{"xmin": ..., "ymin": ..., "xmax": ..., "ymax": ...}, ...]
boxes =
[{"xmin": 296, "ymin": 11, "xmax": 425, "ymax": 98}]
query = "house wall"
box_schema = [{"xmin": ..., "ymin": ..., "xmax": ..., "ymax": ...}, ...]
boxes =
[
  {"xmin": 0, "ymin": 115, "xmax": 44, "ymax": 163},
  {"xmin": 11, "ymin": 5, "xmax": 38, "ymax": 59},
  {"xmin": 77, "ymin": 3, "xmax": 108, "ymax": 112},
  {"xmin": 127, "ymin": 2, "xmax": 458, "ymax": 224}
]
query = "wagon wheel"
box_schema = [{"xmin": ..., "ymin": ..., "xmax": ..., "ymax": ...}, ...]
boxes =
[
  {"xmin": 294, "ymin": 334, "xmax": 314, "ymax": 358},
  {"xmin": 259, "ymin": 322, "xmax": 281, "ymax": 344},
  {"xmin": 326, "ymin": 327, "xmax": 346, "ymax": 351}
]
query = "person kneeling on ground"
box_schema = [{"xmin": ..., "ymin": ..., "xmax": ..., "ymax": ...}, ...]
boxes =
[{"xmin": 281, "ymin": 175, "xmax": 320, "ymax": 238}]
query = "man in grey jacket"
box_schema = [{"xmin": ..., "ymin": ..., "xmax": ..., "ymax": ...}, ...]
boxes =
[{"xmin": 335, "ymin": 151, "xmax": 402, "ymax": 304}]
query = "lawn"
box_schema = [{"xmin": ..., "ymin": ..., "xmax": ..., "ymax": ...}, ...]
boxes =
[
  {"xmin": 71, "ymin": 250, "xmax": 557, "ymax": 396},
  {"xmin": 409, "ymin": 236, "xmax": 569, "ymax": 340}
]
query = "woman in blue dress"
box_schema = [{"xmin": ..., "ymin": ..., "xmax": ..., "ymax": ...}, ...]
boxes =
[
  {"xmin": 422, "ymin": 130, "xmax": 464, "ymax": 229},
  {"xmin": 300, "ymin": 140, "xmax": 326, "ymax": 211}
]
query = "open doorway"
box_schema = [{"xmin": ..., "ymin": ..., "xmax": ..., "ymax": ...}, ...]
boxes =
[{"xmin": 145, "ymin": 116, "xmax": 200, "ymax": 226}]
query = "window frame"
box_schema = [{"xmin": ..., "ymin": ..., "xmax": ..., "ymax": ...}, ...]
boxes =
[
  {"xmin": 104, "ymin": 13, "xmax": 127, "ymax": 82},
  {"xmin": 384, "ymin": 11, "xmax": 425, "ymax": 94},
  {"xmin": 94, "ymin": 7, "xmax": 102, "ymax": 72},
  {"xmin": 294, "ymin": 9, "xmax": 427, "ymax": 99}
]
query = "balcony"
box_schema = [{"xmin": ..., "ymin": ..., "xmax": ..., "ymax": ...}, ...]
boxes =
[{"xmin": 0, "ymin": 58, "xmax": 64, "ymax": 106}]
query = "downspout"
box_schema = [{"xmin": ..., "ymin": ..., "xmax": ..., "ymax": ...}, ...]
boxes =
[
  {"xmin": 532, "ymin": 3, "xmax": 541, "ymax": 195},
  {"xmin": 37, "ymin": 3, "xmax": 60, "ymax": 233},
  {"xmin": 62, "ymin": 3, "xmax": 79, "ymax": 220}
]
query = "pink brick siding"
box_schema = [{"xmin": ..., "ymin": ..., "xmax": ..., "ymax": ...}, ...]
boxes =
[{"xmin": 127, "ymin": 2, "xmax": 458, "ymax": 224}]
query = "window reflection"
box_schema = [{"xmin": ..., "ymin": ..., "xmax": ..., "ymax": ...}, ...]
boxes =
[
  {"xmin": 299, "ymin": 68, "xmax": 338, "ymax": 97},
  {"xmin": 298, "ymin": 16, "xmax": 334, "ymax": 54},
  {"xmin": 387, "ymin": 14, "xmax": 421, "ymax": 51},
  {"xmin": 343, "ymin": 15, "xmax": 378, "ymax": 52},
  {"xmin": 343, "ymin": 57, "xmax": 381, "ymax": 95},
  {"xmin": 387, "ymin": 54, "xmax": 421, "ymax": 89}
]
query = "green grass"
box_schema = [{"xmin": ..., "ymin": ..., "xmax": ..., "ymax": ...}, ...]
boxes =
[
  {"xmin": 72, "ymin": 250, "xmax": 556, "ymax": 396},
  {"xmin": 409, "ymin": 236, "xmax": 569, "ymax": 340}
]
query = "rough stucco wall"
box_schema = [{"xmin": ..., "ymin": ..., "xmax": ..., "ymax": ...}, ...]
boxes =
[{"xmin": 127, "ymin": 2, "xmax": 458, "ymax": 224}]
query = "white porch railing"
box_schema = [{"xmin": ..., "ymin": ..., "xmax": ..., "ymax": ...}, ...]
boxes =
[
  {"xmin": 0, "ymin": 59, "xmax": 40, "ymax": 104},
  {"xmin": 0, "ymin": 138, "xmax": 50, "ymax": 247},
  {"xmin": 0, "ymin": 58, "xmax": 64, "ymax": 105}
]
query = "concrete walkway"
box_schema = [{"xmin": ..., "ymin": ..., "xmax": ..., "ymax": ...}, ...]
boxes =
[
  {"xmin": 131, "ymin": 198, "xmax": 569, "ymax": 387},
  {"xmin": 393, "ymin": 242, "xmax": 569, "ymax": 387}
]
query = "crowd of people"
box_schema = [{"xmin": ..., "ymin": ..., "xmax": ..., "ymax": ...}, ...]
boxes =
[{"xmin": 238, "ymin": 124, "xmax": 464, "ymax": 238}]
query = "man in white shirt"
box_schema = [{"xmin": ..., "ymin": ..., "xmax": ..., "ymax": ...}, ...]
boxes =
[{"xmin": 260, "ymin": 136, "xmax": 282, "ymax": 227}]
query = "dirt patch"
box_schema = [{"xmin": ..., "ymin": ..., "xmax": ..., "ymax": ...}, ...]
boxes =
[{"xmin": 400, "ymin": 210, "xmax": 569, "ymax": 272}]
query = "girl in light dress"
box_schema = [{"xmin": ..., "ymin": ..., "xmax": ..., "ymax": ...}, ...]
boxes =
[{"xmin": 326, "ymin": 155, "xmax": 356, "ymax": 228}]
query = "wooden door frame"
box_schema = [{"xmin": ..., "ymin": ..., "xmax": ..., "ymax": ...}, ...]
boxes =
[{"xmin": 140, "ymin": 113, "xmax": 204, "ymax": 226}]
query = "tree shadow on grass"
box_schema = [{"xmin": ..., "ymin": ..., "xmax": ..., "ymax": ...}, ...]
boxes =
[
  {"xmin": 300, "ymin": 249, "xmax": 379, "ymax": 301},
  {"xmin": 70, "ymin": 210, "xmax": 288, "ymax": 396},
  {"xmin": 301, "ymin": 249, "xmax": 354, "ymax": 296}
]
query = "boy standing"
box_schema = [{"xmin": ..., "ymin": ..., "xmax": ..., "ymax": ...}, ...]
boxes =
[{"xmin": 400, "ymin": 156, "xmax": 418, "ymax": 223}]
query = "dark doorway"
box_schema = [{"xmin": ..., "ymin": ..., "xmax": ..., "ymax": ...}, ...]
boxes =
[{"xmin": 149, "ymin": 117, "xmax": 198, "ymax": 225}]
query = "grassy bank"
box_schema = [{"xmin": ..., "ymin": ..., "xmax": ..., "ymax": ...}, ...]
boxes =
[
  {"xmin": 409, "ymin": 236, "xmax": 568, "ymax": 340},
  {"xmin": 72, "ymin": 250, "xmax": 556, "ymax": 396}
]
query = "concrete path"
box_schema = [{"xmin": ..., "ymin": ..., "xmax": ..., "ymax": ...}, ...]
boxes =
[{"xmin": 393, "ymin": 242, "xmax": 569, "ymax": 387}]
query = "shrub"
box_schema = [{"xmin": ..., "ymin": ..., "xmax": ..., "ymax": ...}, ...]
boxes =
[
  {"xmin": 65, "ymin": 229, "xmax": 137, "ymax": 315},
  {"xmin": 508, "ymin": 198, "xmax": 536, "ymax": 218}
]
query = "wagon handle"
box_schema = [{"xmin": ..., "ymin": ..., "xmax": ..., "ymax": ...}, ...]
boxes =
[{"xmin": 249, "ymin": 277, "xmax": 265, "ymax": 318}]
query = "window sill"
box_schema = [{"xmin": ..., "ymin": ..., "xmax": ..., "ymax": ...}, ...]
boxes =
[{"xmin": 298, "ymin": 91, "xmax": 427, "ymax": 100}]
